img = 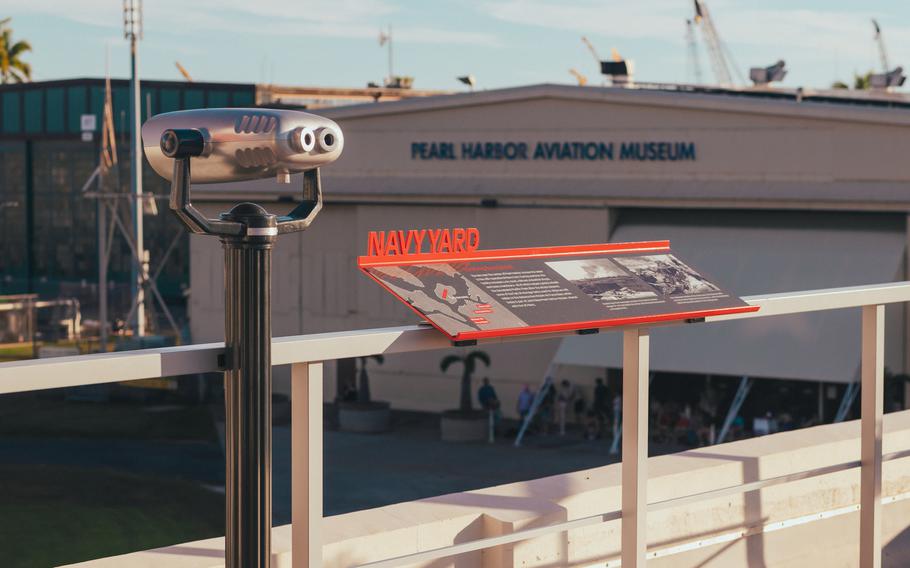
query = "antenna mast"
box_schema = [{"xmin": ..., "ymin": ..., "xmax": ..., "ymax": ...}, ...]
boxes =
[{"xmin": 379, "ymin": 25, "xmax": 394, "ymax": 86}]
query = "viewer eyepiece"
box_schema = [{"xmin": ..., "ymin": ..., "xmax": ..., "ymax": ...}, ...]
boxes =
[{"xmin": 160, "ymin": 128, "xmax": 206, "ymax": 159}]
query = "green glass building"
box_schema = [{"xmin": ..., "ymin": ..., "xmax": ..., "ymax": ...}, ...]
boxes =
[{"xmin": 0, "ymin": 78, "xmax": 255, "ymax": 317}]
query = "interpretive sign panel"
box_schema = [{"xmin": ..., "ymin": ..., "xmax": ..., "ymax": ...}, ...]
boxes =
[{"xmin": 358, "ymin": 233, "xmax": 757, "ymax": 341}]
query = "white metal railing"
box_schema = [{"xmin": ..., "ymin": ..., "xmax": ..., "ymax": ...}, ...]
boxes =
[
  {"xmin": 1, "ymin": 280, "xmax": 909, "ymax": 568},
  {"xmin": 3, "ymin": 281, "xmax": 906, "ymax": 395}
]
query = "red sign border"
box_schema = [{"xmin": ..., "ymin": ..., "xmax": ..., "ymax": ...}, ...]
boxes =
[{"xmin": 358, "ymin": 240, "xmax": 760, "ymax": 341}]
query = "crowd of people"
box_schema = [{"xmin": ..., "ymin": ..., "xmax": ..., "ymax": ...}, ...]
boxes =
[
  {"xmin": 479, "ymin": 376, "xmax": 822, "ymax": 447},
  {"xmin": 518, "ymin": 377, "xmax": 622, "ymax": 441},
  {"xmin": 484, "ymin": 376, "xmax": 623, "ymax": 442}
]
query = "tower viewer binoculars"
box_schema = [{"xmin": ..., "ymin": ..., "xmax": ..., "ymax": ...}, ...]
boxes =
[
  {"xmin": 142, "ymin": 107, "xmax": 343, "ymax": 184},
  {"xmin": 141, "ymin": 107, "xmax": 343, "ymax": 237}
]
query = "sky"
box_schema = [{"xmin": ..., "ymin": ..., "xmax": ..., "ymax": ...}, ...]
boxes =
[{"xmin": 2, "ymin": 0, "xmax": 909, "ymax": 92}]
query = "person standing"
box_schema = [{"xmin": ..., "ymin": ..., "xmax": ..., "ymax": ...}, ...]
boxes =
[
  {"xmin": 556, "ymin": 379, "xmax": 576, "ymax": 436},
  {"xmin": 593, "ymin": 378, "xmax": 609, "ymax": 433},
  {"xmin": 478, "ymin": 377, "xmax": 501, "ymax": 437},
  {"xmin": 538, "ymin": 382, "xmax": 555, "ymax": 435},
  {"xmin": 516, "ymin": 384, "xmax": 534, "ymax": 421},
  {"xmin": 478, "ymin": 377, "xmax": 499, "ymax": 410},
  {"xmin": 612, "ymin": 390, "xmax": 622, "ymax": 443}
]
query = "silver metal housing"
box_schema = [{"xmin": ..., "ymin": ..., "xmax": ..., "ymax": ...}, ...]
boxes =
[{"xmin": 141, "ymin": 108, "xmax": 344, "ymax": 184}]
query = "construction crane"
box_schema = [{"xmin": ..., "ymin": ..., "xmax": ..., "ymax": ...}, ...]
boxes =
[
  {"xmin": 175, "ymin": 61, "xmax": 193, "ymax": 82},
  {"xmin": 580, "ymin": 37, "xmax": 633, "ymax": 85},
  {"xmin": 872, "ymin": 19, "xmax": 890, "ymax": 73},
  {"xmin": 692, "ymin": 0, "xmax": 740, "ymax": 86},
  {"xmin": 867, "ymin": 19, "xmax": 906, "ymax": 89},
  {"xmin": 685, "ymin": 19, "xmax": 704, "ymax": 84},
  {"xmin": 609, "ymin": 47, "xmax": 622, "ymax": 63},
  {"xmin": 581, "ymin": 36, "xmax": 602, "ymax": 67},
  {"xmin": 569, "ymin": 68, "xmax": 588, "ymax": 86},
  {"xmin": 581, "ymin": 36, "xmax": 604, "ymax": 85}
]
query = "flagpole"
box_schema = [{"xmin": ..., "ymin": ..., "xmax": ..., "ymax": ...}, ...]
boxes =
[
  {"xmin": 388, "ymin": 24, "xmax": 393, "ymax": 84},
  {"xmin": 97, "ymin": 49, "xmax": 115, "ymax": 353}
]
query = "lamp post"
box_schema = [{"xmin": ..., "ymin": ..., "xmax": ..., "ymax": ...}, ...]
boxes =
[{"xmin": 124, "ymin": 0, "xmax": 145, "ymax": 337}]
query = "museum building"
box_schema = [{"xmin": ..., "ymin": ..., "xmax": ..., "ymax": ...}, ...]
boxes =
[{"xmin": 187, "ymin": 83, "xmax": 910, "ymax": 419}]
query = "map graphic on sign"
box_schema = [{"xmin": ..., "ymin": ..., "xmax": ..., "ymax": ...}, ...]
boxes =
[
  {"xmin": 369, "ymin": 263, "xmax": 528, "ymax": 335},
  {"xmin": 359, "ymin": 239, "xmax": 757, "ymax": 341}
]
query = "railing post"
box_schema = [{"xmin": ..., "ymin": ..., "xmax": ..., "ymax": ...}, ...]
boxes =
[
  {"xmin": 622, "ymin": 327, "xmax": 649, "ymax": 568},
  {"xmin": 861, "ymin": 305, "xmax": 884, "ymax": 568},
  {"xmin": 292, "ymin": 362, "xmax": 323, "ymax": 568}
]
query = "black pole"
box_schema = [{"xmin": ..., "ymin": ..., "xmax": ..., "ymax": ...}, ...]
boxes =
[
  {"xmin": 158, "ymin": 123, "xmax": 327, "ymax": 568},
  {"xmin": 25, "ymin": 139, "xmax": 34, "ymax": 294},
  {"xmin": 221, "ymin": 203, "xmax": 277, "ymax": 568}
]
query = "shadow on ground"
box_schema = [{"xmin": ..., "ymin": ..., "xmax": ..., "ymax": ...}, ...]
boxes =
[{"xmin": 0, "ymin": 394, "xmax": 687, "ymax": 566}]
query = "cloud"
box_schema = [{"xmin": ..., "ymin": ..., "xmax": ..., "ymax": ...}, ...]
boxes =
[
  {"xmin": 482, "ymin": 1, "xmax": 910, "ymax": 55},
  {"xmin": 9, "ymin": 0, "xmax": 499, "ymax": 47},
  {"xmin": 713, "ymin": 8, "xmax": 909, "ymax": 51},
  {"xmin": 480, "ymin": 0, "xmax": 910, "ymax": 84},
  {"xmin": 483, "ymin": 0, "xmax": 685, "ymax": 41}
]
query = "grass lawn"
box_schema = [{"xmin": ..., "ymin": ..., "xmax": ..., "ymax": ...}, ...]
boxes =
[
  {"xmin": 0, "ymin": 394, "xmax": 217, "ymax": 441},
  {"xmin": 0, "ymin": 342, "xmax": 36, "ymax": 362},
  {"xmin": 0, "ymin": 340, "xmax": 118, "ymax": 362},
  {"xmin": 0, "ymin": 464, "xmax": 223, "ymax": 567}
]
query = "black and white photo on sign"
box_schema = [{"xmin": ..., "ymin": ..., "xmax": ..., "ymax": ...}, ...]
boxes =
[
  {"xmin": 545, "ymin": 258, "xmax": 659, "ymax": 303},
  {"xmin": 612, "ymin": 254, "xmax": 719, "ymax": 296}
]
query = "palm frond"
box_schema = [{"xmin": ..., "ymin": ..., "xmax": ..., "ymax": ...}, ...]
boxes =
[
  {"xmin": 467, "ymin": 350, "xmax": 491, "ymax": 368},
  {"xmin": 12, "ymin": 61, "xmax": 29, "ymax": 81},
  {"xmin": 0, "ymin": 20, "xmax": 30, "ymax": 84},
  {"xmin": 440, "ymin": 354, "xmax": 462, "ymax": 372},
  {"xmin": 9, "ymin": 40, "xmax": 31, "ymax": 58}
]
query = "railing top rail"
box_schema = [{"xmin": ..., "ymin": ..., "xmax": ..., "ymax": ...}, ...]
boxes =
[{"xmin": 1, "ymin": 281, "xmax": 909, "ymax": 395}]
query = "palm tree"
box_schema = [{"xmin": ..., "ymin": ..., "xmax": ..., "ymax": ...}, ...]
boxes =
[
  {"xmin": 357, "ymin": 354, "xmax": 384, "ymax": 403},
  {"xmin": 853, "ymin": 71, "xmax": 873, "ymax": 90},
  {"xmin": 0, "ymin": 18, "xmax": 32, "ymax": 84},
  {"xmin": 440, "ymin": 350, "xmax": 491, "ymax": 413}
]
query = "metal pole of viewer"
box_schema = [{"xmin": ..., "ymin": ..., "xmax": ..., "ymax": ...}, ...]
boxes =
[
  {"xmin": 222, "ymin": 203, "xmax": 277, "ymax": 566},
  {"xmin": 160, "ymin": 128, "xmax": 325, "ymax": 567}
]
